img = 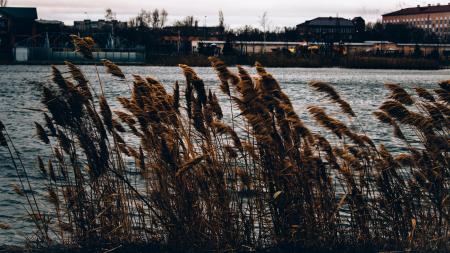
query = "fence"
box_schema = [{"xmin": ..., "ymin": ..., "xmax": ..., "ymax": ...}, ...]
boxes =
[{"xmin": 13, "ymin": 47, "xmax": 146, "ymax": 64}]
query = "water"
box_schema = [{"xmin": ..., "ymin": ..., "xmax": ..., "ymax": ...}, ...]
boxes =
[{"xmin": 0, "ymin": 65, "xmax": 449, "ymax": 245}]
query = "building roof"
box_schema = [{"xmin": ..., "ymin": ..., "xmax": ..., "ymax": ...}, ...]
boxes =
[
  {"xmin": 36, "ymin": 19, "xmax": 63, "ymax": 25},
  {"xmin": 299, "ymin": 17, "xmax": 354, "ymax": 27},
  {"xmin": 0, "ymin": 7, "xmax": 38, "ymax": 19},
  {"xmin": 383, "ymin": 4, "xmax": 450, "ymax": 17}
]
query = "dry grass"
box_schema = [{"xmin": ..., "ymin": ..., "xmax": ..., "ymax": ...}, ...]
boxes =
[{"xmin": 0, "ymin": 39, "xmax": 448, "ymax": 253}]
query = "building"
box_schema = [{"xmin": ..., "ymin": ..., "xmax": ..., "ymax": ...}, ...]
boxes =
[
  {"xmin": 0, "ymin": 7, "xmax": 37, "ymax": 51},
  {"xmin": 192, "ymin": 40, "xmax": 308, "ymax": 55},
  {"xmin": 382, "ymin": 3, "xmax": 450, "ymax": 37},
  {"xmin": 194, "ymin": 40, "xmax": 450, "ymax": 58},
  {"xmin": 297, "ymin": 17, "xmax": 359, "ymax": 42},
  {"xmin": 73, "ymin": 19, "xmax": 127, "ymax": 32},
  {"xmin": 352, "ymin": 17, "xmax": 366, "ymax": 33},
  {"xmin": 35, "ymin": 19, "xmax": 64, "ymax": 33},
  {"xmin": 160, "ymin": 26, "xmax": 225, "ymax": 54},
  {"xmin": 344, "ymin": 41, "xmax": 450, "ymax": 57}
]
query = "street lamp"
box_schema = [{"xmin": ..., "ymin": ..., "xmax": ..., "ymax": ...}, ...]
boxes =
[{"xmin": 204, "ymin": 16, "xmax": 207, "ymax": 41}]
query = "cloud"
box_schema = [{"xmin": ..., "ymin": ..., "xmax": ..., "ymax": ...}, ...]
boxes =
[{"xmin": 10, "ymin": 0, "xmax": 419, "ymax": 26}]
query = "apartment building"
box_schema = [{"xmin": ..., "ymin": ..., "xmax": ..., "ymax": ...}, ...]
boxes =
[{"xmin": 382, "ymin": 4, "xmax": 450, "ymax": 36}]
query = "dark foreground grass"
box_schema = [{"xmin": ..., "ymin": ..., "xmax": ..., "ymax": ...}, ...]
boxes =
[
  {"xmin": 0, "ymin": 36, "xmax": 448, "ymax": 253},
  {"xmin": 0, "ymin": 245, "xmax": 408, "ymax": 253}
]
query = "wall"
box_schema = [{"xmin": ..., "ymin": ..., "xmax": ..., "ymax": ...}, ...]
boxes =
[{"xmin": 14, "ymin": 47, "xmax": 146, "ymax": 63}]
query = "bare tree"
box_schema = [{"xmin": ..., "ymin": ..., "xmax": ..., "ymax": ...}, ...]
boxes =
[
  {"xmin": 128, "ymin": 18, "xmax": 136, "ymax": 27},
  {"xmin": 159, "ymin": 9, "xmax": 168, "ymax": 28},
  {"xmin": 218, "ymin": 10, "xmax": 224, "ymax": 28},
  {"xmin": 259, "ymin": 11, "xmax": 269, "ymax": 53},
  {"xmin": 105, "ymin": 8, "xmax": 116, "ymax": 21},
  {"xmin": 174, "ymin": 16, "xmax": 197, "ymax": 27},
  {"xmin": 0, "ymin": 0, "xmax": 7, "ymax": 7},
  {"xmin": 136, "ymin": 9, "xmax": 152, "ymax": 27},
  {"xmin": 151, "ymin": 9, "xmax": 160, "ymax": 29}
]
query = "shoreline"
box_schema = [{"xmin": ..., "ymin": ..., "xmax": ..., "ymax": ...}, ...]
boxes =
[{"xmin": 0, "ymin": 55, "xmax": 445, "ymax": 70}]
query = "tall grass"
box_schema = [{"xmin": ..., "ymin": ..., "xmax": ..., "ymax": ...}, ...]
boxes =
[{"xmin": 0, "ymin": 36, "xmax": 448, "ymax": 252}]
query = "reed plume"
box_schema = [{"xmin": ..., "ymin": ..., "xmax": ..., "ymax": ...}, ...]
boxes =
[
  {"xmin": 69, "ymin": 35, "xmax": 94, "ymax": 59},
  {"xmin": 102, "ymin": 59, "xmax": 125, "ymax": 79},
  {"xmin": 309, "ymin": 81, "xmax": 356, "ymax": 117},
  {"xmin": 385, "ymin": 83, "xmax": 414, "ymax": 105},
  {"xmin": 3, "ymin": 54, "xmax": 448, "ymax": 253}
]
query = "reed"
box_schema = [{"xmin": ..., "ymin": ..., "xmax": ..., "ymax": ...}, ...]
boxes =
[{"xmin": 0, "ymin": 38, "xmax": 449, "ymax": 253}]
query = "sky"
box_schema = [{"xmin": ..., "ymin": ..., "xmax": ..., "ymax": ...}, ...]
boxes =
[{"xmin": 6, "ymin": 0, "xmax": 449, "ymax": 28}]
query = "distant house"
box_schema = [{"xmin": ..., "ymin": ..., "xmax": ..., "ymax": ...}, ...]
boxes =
[
  {"xmin": 297, "ymin": 17, "xmax": 357, "ymax": 42},
  {"xmin": 0, "ymin": 7, "xmax": 38, "ymax": 50}
]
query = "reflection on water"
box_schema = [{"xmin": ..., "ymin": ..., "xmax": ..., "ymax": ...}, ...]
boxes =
[{"xmin": 0, "ymin": 65, "xmax": 449, "ymax": 245}]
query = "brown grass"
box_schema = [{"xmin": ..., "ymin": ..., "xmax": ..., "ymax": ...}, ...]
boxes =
[{"xmin": 0, "ymin": 38, "xmax": 448, "ymax": 253}]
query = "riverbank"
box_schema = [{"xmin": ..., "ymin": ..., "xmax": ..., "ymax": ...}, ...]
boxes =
[
  {"xmin": 145, "ymin": 55, "xmax": 443, "ymax": 70},
  {"xmin": 0, "ymin": 55, "xmax": 443, "ymax": 70}
]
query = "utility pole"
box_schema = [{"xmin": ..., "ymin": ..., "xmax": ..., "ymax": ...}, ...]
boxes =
[
  {"xmin": 204, "ymin": 16, "xmax": 207, "ymax": 41},
  {"xmin": 177, "ymin": 30, "xmax": 181, "ymax": 54},
  {"xmin": 259, "ymin": 12, "xmax": 268, "ymax": 54}
]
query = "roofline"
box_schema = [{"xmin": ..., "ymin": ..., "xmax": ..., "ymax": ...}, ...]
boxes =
[
  {"xmin": 297, "ymin": 17, "xmax": 355, "ymax": 25},
  {"xmin": 382, "ymin": 6, "xmax": 450, "ymax": 17},
  {"xmin": 0, "ymin": 7, "xmax": 38, "ymax": 19}
]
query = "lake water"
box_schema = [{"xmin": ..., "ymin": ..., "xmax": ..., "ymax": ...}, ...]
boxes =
[{"xmin": 0, "ymin": 65, "xmax": 449, "ymax": 245}]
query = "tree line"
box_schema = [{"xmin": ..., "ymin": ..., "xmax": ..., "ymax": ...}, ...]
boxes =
[{"xmin": 105, "ymin": 7, "xmax": 446, "ymax": 44}]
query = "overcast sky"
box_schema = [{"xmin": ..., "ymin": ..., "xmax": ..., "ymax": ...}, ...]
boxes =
[{"xmin": 7, "ymin": 1, "xmax": 448, "ymax": 27}]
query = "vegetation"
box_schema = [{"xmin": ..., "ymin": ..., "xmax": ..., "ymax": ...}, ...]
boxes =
[
  {"xmin": 362, "ymin": 22, "xmax": 440, "ymax": 44},
  {"xmin": 0, "ymin": 36, "xmax": 449, "ymax": 253},
  {"xmin": 144, "ymin": 54, "xmax": 441, "ymax": 70},
  {"xmin": 128, "ymin": 8, "xmax": 169, "ymax": 28},
  {"xmin": 227, "ymin": 22, "xmax": 443, "ymax": 43}
]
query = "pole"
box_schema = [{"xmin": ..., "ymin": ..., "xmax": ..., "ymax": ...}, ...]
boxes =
[
  {"xmin": 177, "ymin": 30, "xmax": 181, "ymax": 54},
  {"xmin": 204, "ymin": 16, "xmax": 207, "ymax": 41}
]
